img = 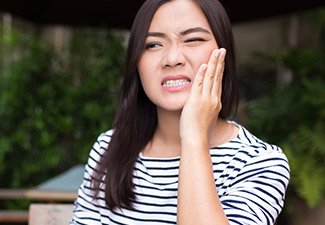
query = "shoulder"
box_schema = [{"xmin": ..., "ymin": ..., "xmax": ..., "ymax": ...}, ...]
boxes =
[
  {"xmin": 91, "ymin": 129, "xmax": 114, "ymax": 154},
  {"xmin": 86, "ymin": 129, "xmax": 114, "ymax": 169},
  {"xmin": 233, "ymin": 123, "xmax": 290, "ymax": 178},
  {"xmin": 223, "ymin": 122, "xmax": 290, "ymax": 175},
  {"xmin": 233, "ymin": 123, "xmax": 285, "ymax": 156},
  {"xmin": 97, "ymin": 129, "xmax": 114, "ymax": 145}
]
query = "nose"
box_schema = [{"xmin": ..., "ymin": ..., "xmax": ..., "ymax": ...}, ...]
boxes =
[{"xmin": 162, "ymin": 45, "xmax": 186, "ymax": 68}]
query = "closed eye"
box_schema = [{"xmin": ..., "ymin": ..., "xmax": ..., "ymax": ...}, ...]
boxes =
[{"xmin": 185, "ymin": 38, "xmax": 207, "ymax": 43}]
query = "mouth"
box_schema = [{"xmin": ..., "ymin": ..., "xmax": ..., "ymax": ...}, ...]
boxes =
[
  {"xmin": 161, "ymin": 74, "xmax": 191, "ymax": 88},
  {"xmin": 162, "ymin": 79, "xmax": 191, "ymax": 87}
]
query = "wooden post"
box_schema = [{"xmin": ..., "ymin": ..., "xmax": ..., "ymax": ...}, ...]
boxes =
[{"xmin": 28, "ymin": 204, "xmax": 74, "ymax": 225}]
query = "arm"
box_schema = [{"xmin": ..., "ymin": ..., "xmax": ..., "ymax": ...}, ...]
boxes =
[
  {"xmin": 177, "ymin": 139, "xmax": 228, "ymax": 225},
  {"xmin": 177, "ymin": 48, "xmax": 229, "ymax": 225}
]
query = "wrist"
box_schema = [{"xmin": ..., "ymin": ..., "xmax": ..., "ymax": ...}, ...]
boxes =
[{"xmin": 180, "ymin": 135, "xmax": 209, "ymax": 153}]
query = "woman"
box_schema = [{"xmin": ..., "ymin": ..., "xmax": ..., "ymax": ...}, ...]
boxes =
[{"xmin": 71, "ymin": 0, "xmax": 290, "ymax": 224}]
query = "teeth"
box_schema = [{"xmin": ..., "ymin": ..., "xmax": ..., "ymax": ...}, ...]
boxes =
[{"xmin": 163, "ymin": 79, "xmax": 190, "ymax": 87}]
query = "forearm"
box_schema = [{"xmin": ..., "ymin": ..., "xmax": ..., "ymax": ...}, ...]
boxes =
[{"xmin": 177, "ymin": 138, "xmax": 229, "ymax": 225}]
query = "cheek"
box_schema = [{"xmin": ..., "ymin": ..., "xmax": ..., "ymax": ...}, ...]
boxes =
[
  {"xmin": 138, "ymin": 58, "xmax": 150, "ymax": 84},
  {"xmin": 138, "ymin": 56, "xmax": 146, "ymax": 78},
  {"xmin": 138, "ymin": 53, "xmax": 162, "ymax": 88},
  {"xmin": 138, "ymin": 61, "xmax": 155, "ymax": 97},
  {"xmin": 138, "ymin": 53, "xmax": 158, "ymax": 78},
  {"xmin": 200, "ymin": 46, "xmax": 217, "ymax": 62},
  {"xmin": 191, "ymin": 49, "xmax": 213, "ymax": 72},
  {"xmin": 138, "ymin": 72, "xmax": 150, "ymax": 93}
]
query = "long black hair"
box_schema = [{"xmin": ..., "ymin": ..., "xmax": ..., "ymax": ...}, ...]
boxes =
[{"xmin": 93, "ymin": 0, "xmax": 238, "ymax": 210}]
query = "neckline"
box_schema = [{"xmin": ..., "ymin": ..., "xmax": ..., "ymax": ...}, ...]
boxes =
[
  {"xmin": 139, "ymin": 121, "xmax": 242, "ymax": 160},
  {"xmin": 139, "ymin": 152, "xmax": 181, "ymax": 161}
]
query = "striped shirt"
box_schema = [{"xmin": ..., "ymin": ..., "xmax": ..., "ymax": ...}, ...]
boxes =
[{"xmin": 71, "ymin": 123, "xmax": 290, "ymax": 225}]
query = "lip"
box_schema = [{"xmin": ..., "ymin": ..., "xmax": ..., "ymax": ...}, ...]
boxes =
[{"xmin": 161, "ymin": 74, "xmax": 191, "ymax": 92}]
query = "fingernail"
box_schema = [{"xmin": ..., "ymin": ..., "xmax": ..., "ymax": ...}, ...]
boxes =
[
  {"xmin": 214, "ymin": 49, "xmax": 220, "ymax": 58},
  {"xmin": 201, "ymin": 63, "xmax": 207, "ymax": 71},
  {"xmin": 220, "ymin": 48, "xmax": 226, "ymax": 55}
]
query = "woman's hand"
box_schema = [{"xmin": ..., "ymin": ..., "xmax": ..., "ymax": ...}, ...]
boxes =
[{"xmin": 180, "ymin": 48, "xmax": 226, "ymax": 143}]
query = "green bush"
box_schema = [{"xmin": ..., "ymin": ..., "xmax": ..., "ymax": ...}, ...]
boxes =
[
  {"xmin": 247, "ymin": 10, "xmax": 325, "ymax": 209},
  {"xmin": 0, "ymin": 26, "xmax": 125, "ymax": 192}
]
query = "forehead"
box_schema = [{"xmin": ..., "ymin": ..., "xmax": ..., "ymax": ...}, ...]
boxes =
[{"xmin": 148, "ymin": 0, "xmax": 211, "ymax": 33}]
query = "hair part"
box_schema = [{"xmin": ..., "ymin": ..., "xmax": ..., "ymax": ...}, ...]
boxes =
[{"xmin": 92, "ymin": 0, "xmax": 238, "ymax": 210}]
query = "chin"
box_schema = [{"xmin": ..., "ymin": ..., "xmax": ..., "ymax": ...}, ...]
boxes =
[
  {"xmin": 153, "ymin": 96, "xmax": 188, "ymax": 112},
  {"xmin": 157, "ymin": 102, "xmax": 185, "ymax": 113}
]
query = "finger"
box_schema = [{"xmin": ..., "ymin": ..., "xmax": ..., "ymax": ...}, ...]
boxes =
[
  {"xmin": 202, "ymin": 49, "xmax": 220, "ymax": 96},
  {"xmin": 191, "ymin": 63, "xmax": 207, "ymax": 94},
  {"xmin": 212, "ymin": 48, "xmax": 226, "ymax": 98}
]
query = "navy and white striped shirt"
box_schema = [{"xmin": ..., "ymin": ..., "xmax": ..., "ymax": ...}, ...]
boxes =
[{"xmin": 71, "ymin": 123, "xmax": 290, "ymax": 225}]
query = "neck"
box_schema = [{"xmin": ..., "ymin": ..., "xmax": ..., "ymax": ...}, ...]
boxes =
[
  {"xmin": 142, "ymin": 108, "xmax": 182, "ymax": 158},
  {"xmin": 142, "ymin": 108, "xmax": 238, "ymax": 158},
  {"xmin": 156, "ymin": 109, "xmax": 182, "ymax": 146}
]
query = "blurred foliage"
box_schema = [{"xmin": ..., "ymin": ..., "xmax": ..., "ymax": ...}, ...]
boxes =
[
  {"xmin": 248, "ymin": 9, "xmax": 325, "ymax": 208},
  {"xmin": 0, "ymin": 25, "xmax": 125, "ymax": 197}
]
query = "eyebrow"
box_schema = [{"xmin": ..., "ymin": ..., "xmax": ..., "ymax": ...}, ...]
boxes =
[{"xmin": 146, "ymin": 27, "xmax": 211, "ymax": 38}]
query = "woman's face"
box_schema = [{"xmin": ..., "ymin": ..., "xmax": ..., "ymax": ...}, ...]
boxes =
[{"xmin": 138, "ymin": 0, "xmax": 218, "ymax": 112}]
